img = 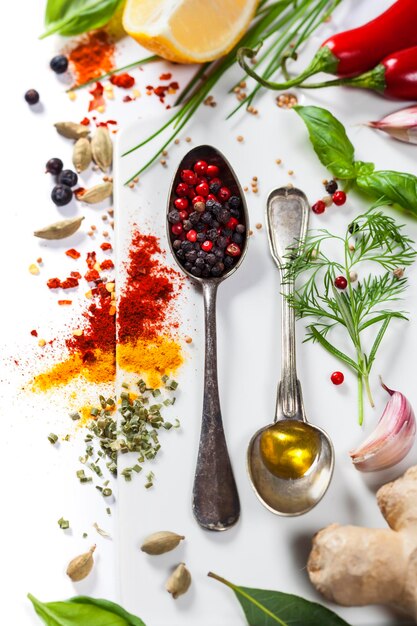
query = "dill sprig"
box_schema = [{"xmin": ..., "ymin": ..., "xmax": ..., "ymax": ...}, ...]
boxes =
[{"xmin": 286, "ymin": 209, "xmax": 416, "ymax": 425}]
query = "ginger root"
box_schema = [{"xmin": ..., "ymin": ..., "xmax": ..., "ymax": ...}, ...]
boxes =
[{"xmin": 307, "ymin": 465, "xmax": 417, "ymax": 621}]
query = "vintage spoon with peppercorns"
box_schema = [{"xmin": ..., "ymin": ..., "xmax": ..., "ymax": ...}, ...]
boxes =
[
  {"xmin": 167, "ymin": 145, "xmax": 249, "ymax": 531},
  {"xmin": 247, "ymin": 186, "xmax": 334, "ymax": 516}
]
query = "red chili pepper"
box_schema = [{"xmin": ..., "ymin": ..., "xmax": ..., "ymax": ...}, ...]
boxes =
[
  {"xmin": 238, "ymin": 0, "xmax": 417, "ymax": 88},
  {"xmin": 301, "ymin": 46, "xmax": 417, "ymax": 100}
]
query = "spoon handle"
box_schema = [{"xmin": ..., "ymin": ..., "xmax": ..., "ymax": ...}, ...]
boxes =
[
  {"xmin": 277, "ymin": 276, "xmax": 306, "ymax": 421},
  {"xmin": 192, "ymin": 280, "xmax": 240, "ymax": 531}
]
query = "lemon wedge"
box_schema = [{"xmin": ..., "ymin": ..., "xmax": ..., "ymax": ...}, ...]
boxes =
[{"xmin": 122, "ymin": 0, "xmax": 259, "ymax": 63}]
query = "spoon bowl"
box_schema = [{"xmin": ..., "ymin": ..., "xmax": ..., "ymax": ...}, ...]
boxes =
[
  {"xmin": 248, "ymin": 419, "xmax": 334, "ymax": 516},
  {"xmin": 247, "ymin": 186, "xmax": 334, "ymax": 516},
  {"xmin": 167, "ymin": 145, "xmax": 249, "ymax": 530}
]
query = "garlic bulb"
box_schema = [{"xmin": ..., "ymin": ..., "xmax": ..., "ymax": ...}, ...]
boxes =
[
  {"xmin": 367, "ymin": 106, "xmax": 417, "ymax": 144},
  {"xmin": 350, "ymin": 380, "xmax": 415, "ymax": 472}
]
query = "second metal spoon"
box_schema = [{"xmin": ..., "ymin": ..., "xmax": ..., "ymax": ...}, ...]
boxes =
[{"xmin": 247, "ymin": 186, "xmax": 334, "ymax": 516}]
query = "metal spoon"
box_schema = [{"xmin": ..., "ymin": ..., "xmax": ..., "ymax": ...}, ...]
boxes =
[
  {"xmin": 167, "ymin": 145, "xmax": 249, "ymax": 531},
  {"xmin": 247, "ymin": 186, "xmax": 334, "ymax": 516}
]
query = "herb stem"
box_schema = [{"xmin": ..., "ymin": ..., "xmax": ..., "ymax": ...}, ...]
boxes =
[
  {"xmin": 68, "ymin": 55, "xmax": 159, "ymax": 92},
  {"xmin": 357, "ymin": 371, "xmax": 364, "ymax": 427}
]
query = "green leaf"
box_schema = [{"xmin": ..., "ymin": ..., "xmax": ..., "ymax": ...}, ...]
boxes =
[
  {"xmin": 307, "ymin": 326, "xmax": 360, "ymax": 373},
  {"xmin": 208, "ymin": 573, "xmax": 351, "ymax": 626},
  {"xmin": 356, "ymin": 170, "xmax": 417, "ymax": 216},
  {"xmin": 353, "ymin": 160, "xmax": 374, "ymax": 177},
  {"xmin": 294, "ymin": 105, "xmax": 357, "ymax": 179},
  {"xmin": 27, "ymin": 594, "xmax": 147, "ymax": 626},
  {"xmin": 42, "ymin": 0, "xmax": 122, "ymax": 38}
]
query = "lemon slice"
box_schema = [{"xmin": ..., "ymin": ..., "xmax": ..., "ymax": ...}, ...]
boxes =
[{"xmin": 123, "ymin": 0, "xmax": 259, "ymax": 63}]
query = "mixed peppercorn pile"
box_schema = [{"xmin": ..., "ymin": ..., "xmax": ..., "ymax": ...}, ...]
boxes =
[{"xmin": 168, "ymin": 159, "xmax": 246, "ymax": 278}]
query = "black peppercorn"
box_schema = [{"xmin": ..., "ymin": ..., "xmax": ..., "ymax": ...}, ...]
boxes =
[
  {"xmin": 168, "ymin": 210, "xmax": 180, "ymax": 224},
  {"xmin": 25, "ymin": 89, "xmax": 40, "ymax": 105},
  {"xmin": 45, "ymin": 158, "xmax": 63, "ymax": 175},
  {"xmin": 325, "ymin": 179, "xmax": 338, "ymax": 194},
  {"xmin": 58, "ymin": 169, "xmax": 78, "ymax": 188},
  {"xmin": 51, "ymin": 184, "xmax": 72, "ymax": 206},
  {"xmin": 50, "ymin": 55, "xmax": 69, "ymax": 74}
]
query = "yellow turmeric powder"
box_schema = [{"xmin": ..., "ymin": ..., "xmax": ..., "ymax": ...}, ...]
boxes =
[
  {"xmin": 117, "ymin": 336, "xmax": 183, "ymax": 388},
  {"xmin": 31, "ymin": 336, "xmax": 183, "ymax": 393},
  {"xmin": 31, "ymin": 348, "xmax": 115, "ymax": 392}
]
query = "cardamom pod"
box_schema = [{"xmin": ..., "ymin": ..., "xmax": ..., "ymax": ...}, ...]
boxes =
[
  {"xmin": 91, "ymin": 126, "xmax": 113, "ymax": 171},
  {"xmin": 34, "ymin": 216, "xmax": 84, "ymax": 240},
  {"xmin": 141, "ymin": 531, "xmax": 185, "ymax": 555},
  {"xmin": 73, "ymin": 137, "xmax": 92, "ymax": 173},
  {"xmin": 166, "ymin": 563, "xmax": 191, "ymax": 599},
  {"xmin": 54, "ymin": 122, "xmax": 90, "ymax": 140},
  {"xmin": 66, "ymin": 545, "xmax": 96, "ymax": 582},
  {"xmin": 78, "ymin": 182, "xmax": 113, "ymax": 204}
]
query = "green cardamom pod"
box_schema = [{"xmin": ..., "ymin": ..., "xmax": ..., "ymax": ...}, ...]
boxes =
[
  {"xmin": 73, "ymin": 137, "xmax": 92, "ymax": 173},
  {"xmin": 34, "ymin": 216, "xmax": 84, "ymax": 240},
  {"xmin": 141, "ymin": 531, "xmax": 185, "ymax": 555},
  {"xmin": 78, "ymin": 182, "xmax": 113, "ymax": 204},
  {"xmin": 66, "ymin": 545, "xmax": 96, "ymax": 582},
  {"xmin": 91, "ymin": 126, "xmax": 113, "ymax": 171},
  {"xmin": 54, "ymin": 121, "xmax": 90, "ymax": 140},
  {"xmin": 166, "ymin": 563, "xmax": 192, "ymax": 599}
]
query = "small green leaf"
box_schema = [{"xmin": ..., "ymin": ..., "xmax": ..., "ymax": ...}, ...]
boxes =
[
  {"xmin": 28, "ymin": 594, "xmax": 147, "ymax": 626},
  {"xmin": 353, "ymin": 160, "xmax": 374, "ymax": 177},
  {"xmin": 356, "ymin": 170, "xmax": 417, "ymax": 216},
  {"xmin": 294, "ymin": 105, "xmax": 356, "ymax": 179},
  {"xmin": 208, "ymin": 573, "xmax": 351, "ymax": 626},
  {"xmin": 42, "ymin": 0, "xmax": 122, "ymax": 38}
]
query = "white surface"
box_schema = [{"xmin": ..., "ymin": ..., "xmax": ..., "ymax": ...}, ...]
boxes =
[{"xmin": 2, "ymin": 0, "xmax": 417, "ymax": 625}]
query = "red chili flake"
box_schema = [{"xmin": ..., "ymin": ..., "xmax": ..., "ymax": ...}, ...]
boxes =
[
  {"xmin": 80, "ymin": 117, "xmax": 90, "ymax": 126},
  {"xmin": 58, "ymin": 300, "xmax": 73, "ymax": 306},
  {"xmin": 169, "ymin": 81, "xmax": 179, "ymax": 90},
  {"xmin": 107, "ymin": 120, "xmax": 117, "ymax": 125},
  {"xmin": 159, "ymin": 72, "xmax": 172, "ymax": 80},
  {"xmin": 71, "ymin": 271, "xmax": 82, "ymax": 279},
  {"xmin": 47, "ymin": 278, "xmax": 61, "ymax": 289},
  {"xmin": 89, "ymin": 82, "xmax": 104, "ymax": 97},
  {"xmin": 86, "ymin": 251, "xmax": 97, "ymax": 269},
  {"xmin": 100, "ymin": 259, "xmax": 114, "ymax": 270},
  {"xmin": 154, "ymin": 86, "xmax": 166, "ymax": 97},
  {"xmin": 30, "ymin": 330, "xmax": 38, "ymax": 337},
  {"xmin": 85, "ymin": 269, "xmax": 100, "ymax": 282},
  {"xmin": 65, "ymin": 248, "xmax": 81, "ymax": 259},
  {"xmin": 110, "ymin": 73, "xmax": 135, "ymax": 89},
  {"xmin": 97, "ymin": 119, "xmax": 118, "ymax": 128},
  {"xmin": 100, "ymin": 242, "xmax": 112, "ymax": 251},
  {"xmin": 74, "ymin": 187, "xmax": 86, "ymax": 198},
  {"xmin": 123, "ymin": 95, "xmax": 133, "ymax": 103},
  {"xmin": 60, "ymin": 277, "xmax": 79, "ymax": 289},
  {"xmin": 88, "ymin": 82, "xmax": 105, "ymax": 112}
]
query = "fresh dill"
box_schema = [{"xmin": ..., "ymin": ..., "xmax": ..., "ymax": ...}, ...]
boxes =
[{"xmin": 286, "ymin": 209, "xmax": 416, "ymax": 425}]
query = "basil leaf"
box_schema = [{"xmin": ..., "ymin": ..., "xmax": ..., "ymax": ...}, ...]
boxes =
[
  {"xmin": 42, "ymin": 0, "xmax": 122, "ymax": 38},
  {"xmin": 353, "ymin": 160, "xmax": 374, "ymax": 177},
  {"xmin": 356, "ymin": 170, "xmax": 417, "ymax": 216},
  {"xmin": 209, "ymin": 574, "xmax": 351, "ymax": 626},
  {"xmin": 28, "ymin": 594, "xmax": 147, "ymax": 626},
  {"xmin": 294, "ymin": 105, "xmax": 357, "ymax": 180}
]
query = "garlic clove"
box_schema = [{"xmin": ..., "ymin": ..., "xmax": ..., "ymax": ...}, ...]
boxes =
[
  {"xmin": 350, "ymin": 380, "xmax": 416, "ymax": 472},
  {"xmin": 367, "ymin": 106, "xmax": 417, "ymax": 144}
]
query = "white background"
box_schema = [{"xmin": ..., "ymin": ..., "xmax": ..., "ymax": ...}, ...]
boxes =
[{"xmin": 2, "ymin": 1, "xmax": 417, "ymax": 625}]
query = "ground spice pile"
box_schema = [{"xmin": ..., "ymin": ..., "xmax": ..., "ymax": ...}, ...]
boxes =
[
  {"xmin": 117, "ymin": 231, "xmax": 184, "ymax": 388},
  {"xmin": 31, "ymin": 229, "xmax": 184, "ymax": 393},
  {"xmin": 68, "ymin": 30, "xmax": 115, "ymax": 87}
]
